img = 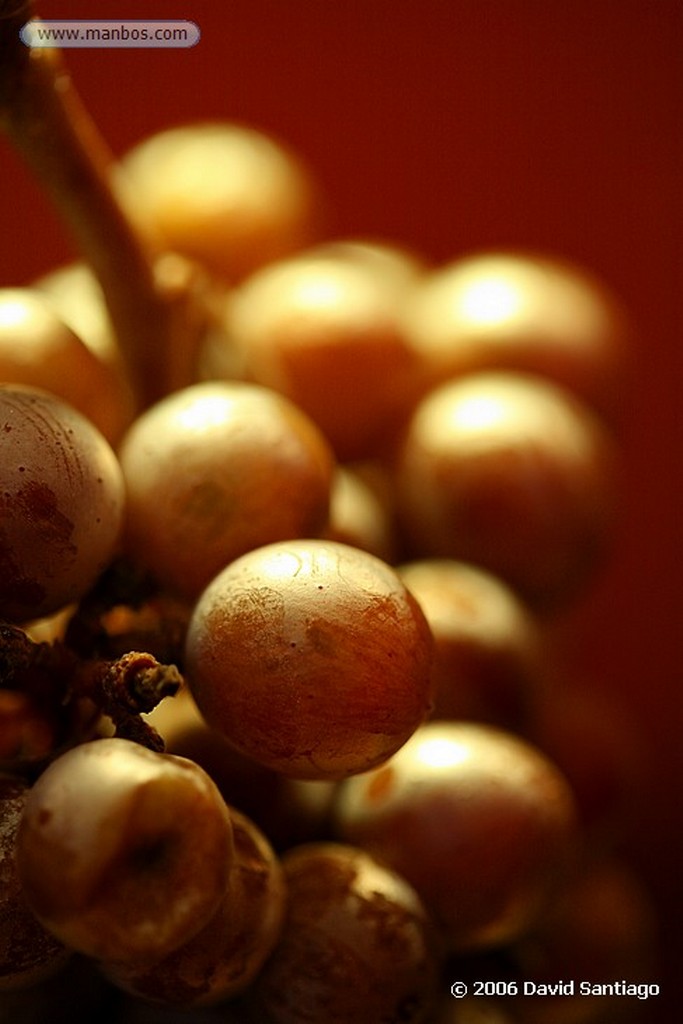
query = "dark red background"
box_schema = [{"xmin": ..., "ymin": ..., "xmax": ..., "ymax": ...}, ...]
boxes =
[{"xmin": 2, "ymin": 3, "xmax": 681, "ymax": 1019}]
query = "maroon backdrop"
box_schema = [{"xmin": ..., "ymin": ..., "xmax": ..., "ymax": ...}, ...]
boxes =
[{"xmin": 2, "ymin": 3, "xmax": 681, "ymax": 1019}]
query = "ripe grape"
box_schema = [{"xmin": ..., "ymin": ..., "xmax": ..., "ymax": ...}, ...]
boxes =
[
  {"xmin": 246, "ymin": 842, "xmax": 440, "ymax": 1024},
  {"xmin": 333, "ymin": 721, "xmax": 579, "ymax": 952},
  {"xmin": 15, "ymin": 738, "xmax": 234, "ymax": 965},
  {"xmin": 508, "ymin": 857, "xmax": 657, "ymax": 1024},
  {"xmin": 0, "ymin": 288, "xmax": 134, "ymax": 445},
  {"xmin": 393, "ymin": 372, "xmax": 617, "ymax": 610},
  {"xmin": 34, "ymin": 263, "xmax": 118, "ymax": 367},
  {"xmin": 116, "ymin": 122, "xmax": 320, "ymax": 284},
  {"xmin": 397, "ymin": 559, "xmax": 545, "ymax": 732},
  {"xmin": 323, "ymin": 465, "xmax": 397, "ymax": 562},
  {"xmin": 184, "ymin": 538, "xmax": 434, "ymax": 780},
  {"xmin": 310, "ymin": 236, "xmax": 426, "ymax": 290},
  {"xmin": 0, "ymin": 385, "xmax": 125, "ymax": 623},
  {"xmin": 226, "ymin": 252, "xmax": 422, "ymax": 459},
  {"xmin": 0, "ymin": 776, "xmax": 70, "ymax": 990},
  {"xmin": 401, "ymin": 250, "xmax": 631, "ymax": 421},
  {"xmin": 145, "ymin": 688, "xmax": 337, "ymax": 851},
  {"xmin": 103, "ymin": 808, "xmax": 285, "ymax": 1007},
  {"xmin": 117, "ymin": 381, "xmax": 334, "ymax": 601}
]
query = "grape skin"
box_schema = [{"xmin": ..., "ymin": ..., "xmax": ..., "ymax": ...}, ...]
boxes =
[
  {"xmin": 0, "ymin": 288, "xmax": 134, "ymax": 445},
  {"xmin": 397, "ymin": 558, "xmax": 545, "ymax": 732},
  {"xmin": 0, "ymin": 777, "xmax": 70, "ymax": 990},
  {"xmin": 102, "ymin": 808, "xmax": 285, "ymax": 1007},
  {"xmin": 333, "ymin": 721, "xmax": 579, "ymax": 953},
  {"xmin": 0, "ymin": 385, "xmax": 125, "ymax": 623},
  {"xmin": 116, "ymin": 122, "xmax": 320, "ymax": 285},
  {"xmin": 400, "ymin": 250, "xmax": 631, "ymax": 423},
  {"xmin": 117, "ymin": 381, "xmax": 335, "ymax": 601},
  {"xmin": 393, "ymin": 372, "xmax": 617, "ymax": 610},
  {"xmin": 15, "ymin": 739, "xmax": 235, "ymax": 965},
  {"xmin": 246, "ymin": 842, "xmax": 440, "ymax": 1024},
  {"xmin": 185, "ymin": 539, "xmax": 434, "ymax": 780}
]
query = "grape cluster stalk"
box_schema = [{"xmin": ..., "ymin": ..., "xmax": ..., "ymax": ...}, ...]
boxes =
[{"xmin": 0, "ymin": 4, "xmax": 658, "ymax": 1023}]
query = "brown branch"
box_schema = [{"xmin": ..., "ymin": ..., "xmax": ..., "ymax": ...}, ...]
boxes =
[
  {"xmin": 0, "ymin": 3, "xmax": 208, "ymax": 406},
  {"xmin": 1, "ymin": 623, "xmax": 182, "ymax": 753}
]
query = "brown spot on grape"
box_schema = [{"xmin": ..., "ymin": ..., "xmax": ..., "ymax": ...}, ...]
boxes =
[
  {"xmin": 306, "ymin": 621, "xmax": 335, "ymax": 655},
  {"xmin": 0, "ymin": 534, "xmax": 46, "ymax": 612},
  {"xmin": 15, "ymin": 482, "xmax": 76, "ymax": 556}
]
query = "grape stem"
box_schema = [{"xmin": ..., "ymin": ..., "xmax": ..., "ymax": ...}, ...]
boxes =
[
  {"xmin": 0, "ymin": 0, "xmax": 207, "ymax": 407},
  {"xmin": 0, "ymin": 622, "xmax": 180, "ymax": 752}
]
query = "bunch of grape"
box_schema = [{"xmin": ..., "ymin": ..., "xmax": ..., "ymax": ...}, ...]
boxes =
[{"xmin": 0, "ymin": 7, "xmax": 658, "ymax": 1023}]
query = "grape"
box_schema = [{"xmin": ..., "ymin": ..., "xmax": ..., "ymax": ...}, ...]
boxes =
[
  {"xmin": 333, "ymin": 721, "xmax": 579, "ymax": 952},
  {"xmin": 393, "ymin": 372, "xmax": 617, "ymax": 610},
  {"xmin": 323, "ymin": 465, "xmax": 397, "ymax": 562},
  {"xmin": 246, "ymin": 842, "xmax": 440, "ymax": 1024},
  {"xmin": 508, "ymin": 857, "xmax": 657, "ymax": 1024},
  {"xmin": 0, "ymin": 385, "xmax": 125, "ymax": 623},
  {"xmin": 145, "ymin": 688, "xmax": 337, "ymax": 851},
  {"xmin": 0, "ymin": 16, "xmax": 659, "ymax": 1018},
  {"xmin": 15, "ymin": 738, "xmax": 234, "ymax": 965},
  {"xmin": 34, "ymin": 263, "xmax": 118, "ymax": 368},
  {"xmin": 310, "ymin": 236, "xmax": 426, "ymax": 291},
  {"xmin": 397, "ymin": 559, "xmax": 545, "ymax": 732},
  {"xmin": 0, "ymin": 288, "xmax": 134, "ymax": 445},
  {"xmin": 184, "ymin": 538, "xmax": 434, "ymax": 780},
  {"xmin": 226, "ymin": 251, "xmax": 423, "ymax": 460},
  {"xmin": 0, "ymin": 776, "xmax": 70, "ymax": 990},
  {"xmin": 117, "ymin": 381, "xmax": 334, "ymax": 601},
  {"xmin": 400, "ymin": 250, "xmax": 631, "ymax": 422},
  {"xmin": 103, "ymin": 808, "xmax": 285, "ymax": 1007},
  {"xmin": 116, "ymin": 122, "xmax": 320, "ymax": 284}
]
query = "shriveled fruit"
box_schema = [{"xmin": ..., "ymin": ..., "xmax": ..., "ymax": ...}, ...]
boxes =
[
  {"xmin": 16, "ymin": 738, "xmax": 234, "ymax": 965},
  {"xmin": 0, "ymin": 776, "xmax": 71, "ymax": 990},
  {"xmin": 103, "ymin": 808, "xmax": 285, "ymax": 1006},
  {"xmin": 247, "ymin": 842, "xmax": 440, "ymax": 1024}
]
